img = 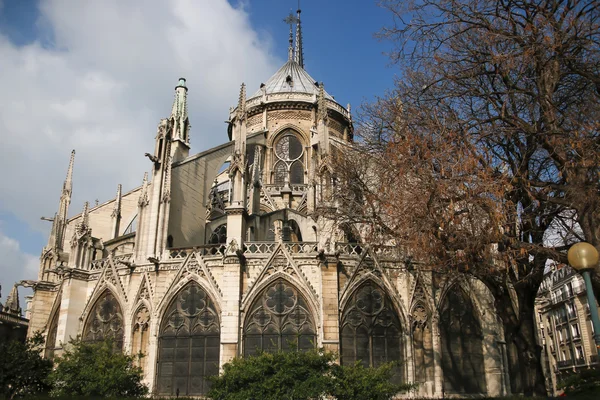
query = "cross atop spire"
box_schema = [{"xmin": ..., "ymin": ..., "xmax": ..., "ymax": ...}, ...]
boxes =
[{"xmin": 283, "ymin": 12, "xmax": 297, "ymax": 61}]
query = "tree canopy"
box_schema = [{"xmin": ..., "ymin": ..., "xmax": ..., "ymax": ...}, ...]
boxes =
[
  {"xmin": 0, "ymin": 333, "xmax": 53, "ymax": 399},
  {"xmin": 331, "ymin": 0, "xmax": 600, "ymax": 395}
]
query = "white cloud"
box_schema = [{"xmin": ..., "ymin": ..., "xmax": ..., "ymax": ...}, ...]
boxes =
[
  {"xmin": 0, "ymin": 0, "xmax": 280, "ymax": 235},
  {"xmin": 0, "ymin": 228, "xmax": 38, "ymax": 311}
]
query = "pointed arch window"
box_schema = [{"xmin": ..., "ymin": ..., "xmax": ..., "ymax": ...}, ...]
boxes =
[
  {"xmin": 209, "ymin": 224, "xmax": 227, "ymax": 244},
  {"xmin": 440, "ymin": 287, "xmax": 486, "ymax": 394},
  {"xmin": 341, "ymin": 281, "xmax": 404, "ymax": 380},
  {"xmin": 273, "ymin": 132, "xmax": 305, "ymax": 185},
  {"xmin": 45, "ymin": 307, "xmax": 60, "ymax": 359},
  {"xmin": 124, "ymin": 214, "xmax": 138, "ymax": 234},
  {"xmin": 244, "ymin": 279, "xmax": 316, "ymax": 356},
  {"xmin": 156, "ymin": 282, "xmax": 220, "ymax": 397},
  {"xmin": 82, "ymin": 290, "xmax": 124, "ymax": 351}
]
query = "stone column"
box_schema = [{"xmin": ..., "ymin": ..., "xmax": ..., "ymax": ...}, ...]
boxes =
[
  {"xmin": 320, "ymin": 255, "xmax": 339, "ymax": 356},
  {"xmin": 220, "ymin": 254, "xmax": 243, "ymax": 367}
]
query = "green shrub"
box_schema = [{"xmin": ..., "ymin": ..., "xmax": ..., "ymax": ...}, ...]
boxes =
[
  {"xmin": 208, "ymin": 347, "xmax": 413, "ymax": 400},
  {"xmin": 48, "ymin": 338, "xmax": 147, "ymax": 398}
]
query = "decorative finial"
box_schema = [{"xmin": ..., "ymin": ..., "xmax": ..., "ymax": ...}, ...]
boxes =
[
  {"xmin": 284, "ymin": 12, "xmax": 297, "ymax": 61},
  {"xmin": 294, "ymin": 7, "xmax": 304, "ymax": 68},
  {"xmin": 176, "ymin": 77, "xmax": 187, "ymax": 91}
]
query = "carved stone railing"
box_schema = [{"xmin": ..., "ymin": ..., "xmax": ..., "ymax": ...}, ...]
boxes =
[
  {"xmin": 244, "ymin": 242, "xmax": 277, "ymax": 255},
  {"xmin": 335, "ymin": 243, "xmax": 407, "ymax": 260},
  {"xmin": 243, "ymin": 242, "xmax": 317, "ymax": 255},
  {"xmin": 167, "ymin": 245, "xmax": 227, "ymax": 260},
  {"xmin": 335, "ymin": 242, "xmax": 365, "ymax": 256},
  {"xmin": 283, "ymin": 242, "xmax": 318, "ymax": 255},
  {"xmin": 89, "ymin": 253, "xmax": 133, "ymax": 271},
  {"xmin": 263, "ymin": 184, "xmax": 308, "ymax": 196}
]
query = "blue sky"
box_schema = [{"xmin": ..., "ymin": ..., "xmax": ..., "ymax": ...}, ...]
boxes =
[{"xmin": 0, "ymin": 0, "xmax": 399, "ymax": 309}]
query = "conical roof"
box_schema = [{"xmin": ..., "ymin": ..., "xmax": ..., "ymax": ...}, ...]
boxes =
[{"xmin": 249, "ymin": 60, "xmax": 333, "ymax": 100}]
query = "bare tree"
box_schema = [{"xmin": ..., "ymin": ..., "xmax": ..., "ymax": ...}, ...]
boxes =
[{"xmin": 331, "ymin": 0, "xmax": 600, "ymax": 395}]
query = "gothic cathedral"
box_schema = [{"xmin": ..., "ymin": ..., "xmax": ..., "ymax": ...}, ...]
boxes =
[{"xmin": 28, "ymin": 10, "xmax": 510, "ymax": 398}]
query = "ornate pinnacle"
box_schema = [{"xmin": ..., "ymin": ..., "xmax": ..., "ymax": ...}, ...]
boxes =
[
  {"xmin": 112, "ymin": 184, "xmax": 122, "ymax": 218},
  {"xmin": 138, "ymin": 172, "xmax": 149, "ymax": 207},
  {"xmin": 318, "ymin": 83, "xmax": 327, "ymax": 121},
  {"xmin": 294, "ymin": 8, "xmax": 304, "ymax": 68},
  {"xmin": 237, "ymin": 83, "xmax": 246, "ymax": 120}
]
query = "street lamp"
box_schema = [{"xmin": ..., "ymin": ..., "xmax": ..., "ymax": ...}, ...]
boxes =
[{"xmin": 567, "ymin": 242, "xmax": 600, "ymax": 348}]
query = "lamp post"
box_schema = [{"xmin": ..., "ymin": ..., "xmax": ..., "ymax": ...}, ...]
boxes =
[{"xmin": 567, "ymin": 242, "xmax": 600, "ymax": 349}]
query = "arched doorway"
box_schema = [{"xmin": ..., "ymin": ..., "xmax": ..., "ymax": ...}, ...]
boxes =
[
  {"xmin": 82, "ymin": 290, "xmax": 124, "ymax": 351},
  {"xmin": 155, "ymin": 282, "xmax": 220, "ymax": 396},
  {"xmin": 340, "ymin": 281, "xmax": 404, "ymax": 381},
  {"xmin": 440, "ymin": 286, "xmax": 486, "ymax": 394},
  {"xmin": 243, "ymin": 279, "xmax": 316, "ymax": 356}
]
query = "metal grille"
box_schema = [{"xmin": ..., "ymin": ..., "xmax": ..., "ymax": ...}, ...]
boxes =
[
  {"xmin": 244, "ymin": 280, "xmax": 316, "ymax": 355},
  {"xmin": 82, "ymin": 290, "xmax": 124, "ymax": 350},
  {"xmin": 440, "ymin": 288, "xmax": 486, "ymax": 394},
  {"xmin": 156, "ymin": 282, "xmax": 220, "ymax": 397},
  {"xmin": 341, "ymin": 281, "xmax": 403, "ymax": 379}
]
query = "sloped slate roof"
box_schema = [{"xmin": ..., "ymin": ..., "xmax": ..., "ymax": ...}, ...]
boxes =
[{"xmin": 249, "ymin": 60, "xmax": 333, "ymax": 100}]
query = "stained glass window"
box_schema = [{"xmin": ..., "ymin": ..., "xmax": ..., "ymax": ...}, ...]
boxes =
[
  {"xmin": 341, "ymin": 281, "xmax": 404, "ymax": 381},
  {"xmin": 273, "ymin": 132, "xmax": 304, "ymax": 185},
  {"xmin": 156, "ymin": 283, "xmax": 220, "ymax": 397},
  {"xmin": 440, "ymin": 287, "xmax": 486, "ymax": 394},
  {"xmin": 82, "ymin": 290, "xmax": 124, "ymax": 351},
  {"xmin": 244, "ymin": 280, "xmax": 316, "ymax": 356}
]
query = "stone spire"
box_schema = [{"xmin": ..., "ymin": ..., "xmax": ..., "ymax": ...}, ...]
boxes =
[
  {"xmin": 111, "ymin": 184, "xmax": 122, "ymax": 238},
  {"xmin": 284, "ymin": 12, "xmax": 296, "ymax": 61},
  {"xmin": 294, "ymin": 8, "xmax": 304, "ymax": 68},
  {"xmin": 3, "ymin": 284, "xmax": 21, "ymax": 316},
  {"xmin": 236, "ymin": 83, "xmax": 246, "ymax": 121},
  {"xmin": 138, "ymin": 172, "xmax": 149, "ymax": 207},
  {"xmin": 47, "ymin": 150, "xmax": 75, "ymax": 251},
  {"xmin": 170, "ymin": 78, "xmax": 190, "ymax": 144}
]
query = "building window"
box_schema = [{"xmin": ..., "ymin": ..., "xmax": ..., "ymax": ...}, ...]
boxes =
[
  {"xmin": 273, "ymin": 132, "xmax": 304, "ymax": 185},
  {"xmin": 82, "ymin": 290, "xmax": 124, "ymax": 351},
  {"xmin": 576, "ymin": 346, "xmax": 584, "ymax": 360},
  {"xmin": 156, "ymin": 282, "xmax": 220, "ymax": 397},
  {"xmin": 209, "ymin": 224, "xmax": 227, "ymax": 244},
  {"xmin": 341, "ymin": 281, "xmax": 404, "ymax": 382},
  {"xmin": 572, "ymin": 323, "xmax": 581, "ymax": 339},
  {"xmin": 244, "ymin": 279, "xmax": 316, "ymax": 356},
  {"xmin": 566, "ymin": 282, "xmax": 574, "ymax": 297}
]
